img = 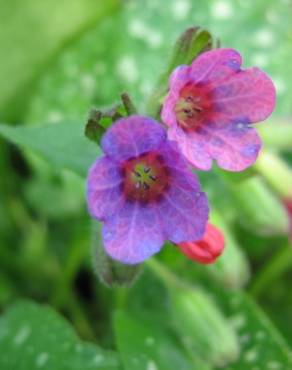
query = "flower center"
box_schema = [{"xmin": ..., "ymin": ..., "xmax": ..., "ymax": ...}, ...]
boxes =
[
  {"xmin": 174, "ymin": 83, "xmax": 212, "ymax": 131},
  {"xmin": 121, "ymin": 152, "xmax": 169, "ymax": 203}
]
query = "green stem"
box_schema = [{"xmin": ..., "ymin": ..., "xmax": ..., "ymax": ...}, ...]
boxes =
[
  {"xmin": 249, "ymin": 244, "xmax": 292, "ymax": 298},
  {"xmin": 120, "ymin": 93, "xmax": 137, "ymax": 115},
  {"xmin": 146, "ymin": 258, "xmax": 184, "ymax": 290}
]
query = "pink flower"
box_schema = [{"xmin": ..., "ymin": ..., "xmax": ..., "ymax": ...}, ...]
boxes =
[
  {"xmin": 161, "ymin": 48, "xmax": 276, "ymax": 171},
  {"xmin": 177, "ymin": 223, "xmax": 225, "ymax": 264}
]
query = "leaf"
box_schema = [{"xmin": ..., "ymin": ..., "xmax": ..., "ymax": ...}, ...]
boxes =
[
  {"xmin": 0, "ymin": 300, "xmax": 121, "ymax": 370},
  {"xmin": 0, "ymin": 122, "xmax": 99, "ymax": 177},
  {"xmin": 114, "ymin": 310, "xmax": 210, "ymax": 370},
  {"xmin": 218, "ymin": 292, "xmax": 292, "ymax": 370},
  {"xmin": 26, "ymin": 0, "xmax": 292, "ymax": 125},
  {"xmin": 170, "ymin": 286, "xmax": 239, "ymax": 368},
  {"xmin": 0, "ymin": 0, "xmax": 119, "ymax": 121}
]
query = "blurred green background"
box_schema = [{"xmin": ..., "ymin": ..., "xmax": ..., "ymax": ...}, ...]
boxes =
[{"xmin": 1, "ymin": 0, "xmax": 292, "ymax": 369}]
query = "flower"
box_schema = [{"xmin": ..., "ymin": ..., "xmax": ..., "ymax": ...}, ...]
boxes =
[
  {"xmin": 177, "ymin": 223, "xmax": 225, "ymax": 264},
  {"xmin": 87, "ymin": 115, "xmax": 209, "ymax": 264},
  {"xmin": 161, "ymin": 48, "xmax": 276, "ymax": 171}
]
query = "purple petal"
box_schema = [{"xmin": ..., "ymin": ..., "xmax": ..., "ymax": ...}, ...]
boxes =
[
  {"xmin": 190, "ymin": 48, "xmax": 242, "ymax": 84},
  {"xmin": 211, "ymin": 67, "xmax": 276, "ymax": 123},
  {"xmin": 102, "ymin": 202, "xmax": 165, "ymax": 264},
  {"xmin": 101, "ymin": 115, "xmax": 166, "ymax": 161},
  {"xmin": 158, "ymin": 188, "xmax": 209, "ymax": 243},
  {"xmin": 87, "ymin": 156, "xmax": 124, "ymax": 221}
]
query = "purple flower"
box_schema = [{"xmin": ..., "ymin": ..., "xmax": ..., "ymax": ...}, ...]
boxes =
[
  {"xmin": 161, "ymin": 48, "xmax": 276, "ymax": 171},
  {"xmin": 87, "ymin": 115, "xmax": 209, "ymax": 264}
]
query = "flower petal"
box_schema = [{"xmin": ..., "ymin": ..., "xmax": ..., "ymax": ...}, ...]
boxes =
[
  {"xmin": 190, "ymin": 48, "xmax": 242, "ymax": 83},
  {"xmin": 102, "ymin": 202, "xmax": 165, "ymax": 264},
  {"xmin": 158, "ymin": 188, "xmax": 209, "ymax": 243},
  {"xmin": 169, "ymin": 121, "xmax": 262, "ymax": 171},
  {"xmin": 87, "ymin": 156, "xmax": 124, "ymax": 221},
  {"xmin": 101, "ymin": 115, "xmax": 166, "ymax": 161},
  {"xmin": 211, "ymin": 67, "xmax": 276, "ymax": 123},
  {"xmin": 168, "ymin": 127, "xmax": 213, "ymax": 170},
  {"xmin": 161, "ymin": 66, "xmax": 190, "ymax": 129},
  {"xmin": 207, "ymin": 123, "xmax": 262, "ymax": 171},
  {"xmin": 169, "ymin": 65, "xmax": 190, "ymax": 90},
  {"xmin": 156, "ymin": 144, "xmax": 209, "ymax": 241}
]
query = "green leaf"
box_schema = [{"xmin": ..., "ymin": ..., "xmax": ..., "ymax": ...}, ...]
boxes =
[
  {"xmin": 0, "ymin": 300, "xmax": 121, "ymax": 370},
  {"xmin": 218, "ymin": 292, "xmax": 292, "ymax": 369},
  {"xmin": 222, "ymin": 175, "xmax": 289, "ymax": 236},
  {"xmin": 114, "ymin": 310, "xmax": 209, "ymax": 370},
  {"xmin": 207, "ymin": 209, "xmax": 250, "ymax": 289},
  {"xmin": 0, "ymin": 0, "xmax": 119, "ymax": 121},
  {"xmin": 26, "ymin": 0, "xmax": 292, "ymax": 126},
  {"xmin": 0, "ymin": 122, "xmax": 99, "ymax": 177}
]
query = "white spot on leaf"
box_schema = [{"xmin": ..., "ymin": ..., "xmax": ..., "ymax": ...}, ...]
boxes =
[
  {"xmin": 244, "ymin": 349, "xmax": 258, "ymax": 363},
  {"xmin": 211, "ymin": 1, "xmax": 233, "ymax": 19},
  {"xmin": 117, "ymin": 56, "xmax": 139, "ymax": 83},
  {"xmin": 14, "ymin": 325, "xmax": 31, "ymax": 345},
  {"xmin": 36, "ymin": 353, "xmax": 49, "ymax": 367},
  {"xmin": 254, "ymin": 29, "xmax": 275, "ymax": 47},
  {"xmin": 145, "ymin": 336, "xmax": 155, "ymax": 346},
  {"xmin": 147, "ymin": 360, "xmax": 158, "ymax": 370},
  {"xmin": 171, "ymin": 0, "xmax": 191, "ymax": 20}
]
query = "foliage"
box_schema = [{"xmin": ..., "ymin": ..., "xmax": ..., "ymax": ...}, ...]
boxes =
[{"xmin": 1, "ymin": 0, "xmax": 292, "ymax": 369}]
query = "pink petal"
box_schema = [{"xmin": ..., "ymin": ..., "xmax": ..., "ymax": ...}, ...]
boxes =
[
  {"xmin": 168, "ymin": 122, "xmax": 262, "ymax": 172},
  {"xmin": 211, "ymin": 67, "xmax": 276, "ymax": 123},
  {"xmin": 169, "ymin": 65, "xmax": 190, "ymax": 90},
  {"xmin": 190, "ymin": 48, "xmax": 242, "ymax": 83},
  {"xmin": 168, "ymin": 127, "xmax": 213, "ymax": 170}
]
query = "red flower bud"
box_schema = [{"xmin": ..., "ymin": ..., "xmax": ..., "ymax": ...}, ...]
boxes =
[{"xmin": 177, "ymin": 223, "xmax": 225, "ymax": 264}]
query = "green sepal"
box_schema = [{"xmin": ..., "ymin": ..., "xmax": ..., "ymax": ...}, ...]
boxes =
[
  {"xmin": 146, "ymin": 27, "xmax": 214, "ymax": 118},
  {"xmin": 91, "ymin": 221, "xmax": 142, "ymax": 288},
  {"xmin": 85, "ymin": 93, "xmax": 138, "ymax": 145}
]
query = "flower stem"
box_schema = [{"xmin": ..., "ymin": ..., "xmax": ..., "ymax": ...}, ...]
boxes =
[
  {"xmin": 249, "ymin": 243, "xmax": 292, "ymax": 298},
  {"xmin": 146, "ymin": 258, "xmax": 184, "ymax": 290}
]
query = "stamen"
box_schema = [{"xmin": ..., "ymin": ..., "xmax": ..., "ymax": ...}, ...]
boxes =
[
  {"xmin": 183, "ymin": 108, "xmax": 191, "ymax": 114},
  {"xmin": 143, "ymin": 182, "xmax": 150, "ymax": 190},
  {"xmin": 144, "ymin": 166, "xmax": 151, "ymax": 173},
  {"xmin": 133, "ymin": 170, "xmax": 141, "ymax": 177},
  {"xmin": 135, "ymin": 182, "xmax": 142, "ymax": 189},
  {"xmin": 149, "ymin": 175, "xmax": 157, "ymax": 181}
]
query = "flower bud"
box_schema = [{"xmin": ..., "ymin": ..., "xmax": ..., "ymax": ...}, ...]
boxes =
[{"xmin": 177, "ymin": 223, "xmax": 224, "ymax": 264}]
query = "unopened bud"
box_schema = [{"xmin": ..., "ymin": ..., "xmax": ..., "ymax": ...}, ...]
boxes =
[{"xmin": 177, "ymin": 223, "xmax": 224, "ymax": 264}]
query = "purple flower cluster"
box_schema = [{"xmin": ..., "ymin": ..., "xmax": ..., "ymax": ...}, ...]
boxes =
[{"xmin": 87, "ymin": 48, "xmax": 275, "ymax": 264}]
